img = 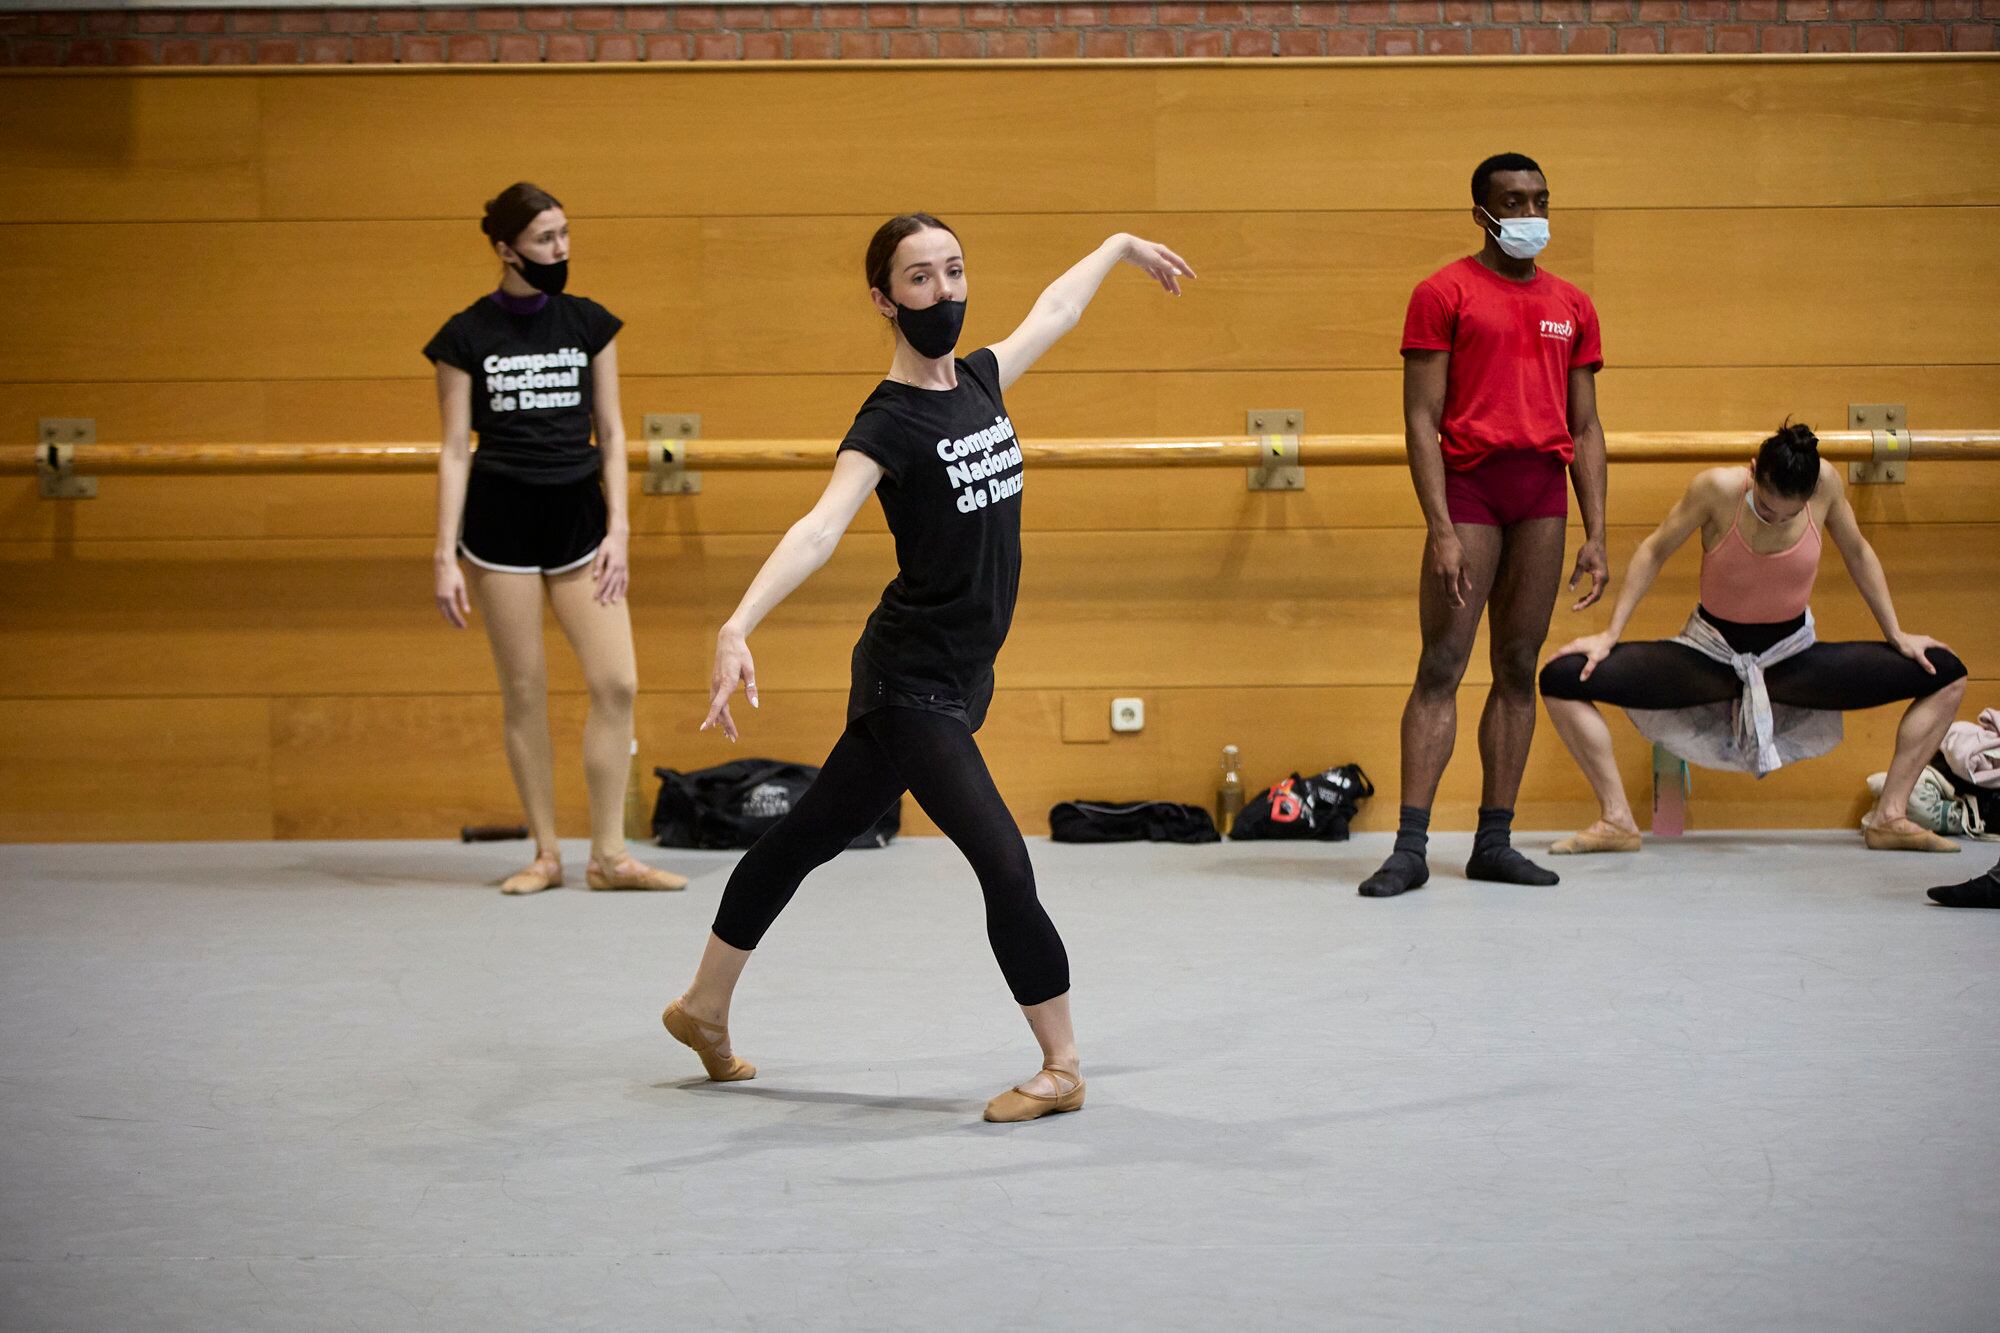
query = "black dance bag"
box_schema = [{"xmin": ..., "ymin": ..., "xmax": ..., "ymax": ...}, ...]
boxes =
[
  {"xmin": 1228, "ymin": 763, "xmax": 1373, "ymax": 842},
  {"xmin": 651, "ymin": 758, "xmax": 899, "ymax": 851},
  {"xmin": 1048, "ymin": 800, "xmax": 1220, "ymax": 845}
]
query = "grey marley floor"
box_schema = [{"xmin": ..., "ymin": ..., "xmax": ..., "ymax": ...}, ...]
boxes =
[{"xmin": 1, "ymin": 833, "xmax": 1995, "ymax": 1332}]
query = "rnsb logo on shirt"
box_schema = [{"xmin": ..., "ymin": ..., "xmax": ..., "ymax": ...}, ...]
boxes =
[
  {"xmin": 1539, "ymin": 319, "xmax": 1574, "ymax": 341},
  {"xmin": 936, "ymin": 414, "xmax": 1024, "ymax": 514}
]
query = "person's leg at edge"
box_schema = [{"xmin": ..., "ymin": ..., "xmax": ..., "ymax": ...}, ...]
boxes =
[
  {"xmin": 1468, "ymin": 514, "xmax": 1567, "ymax": 885},
  {"xmin": 466, "ymin": 563, "xmax": 563, "ymax": 892},
  {"xmin": 1360, "ymin": 523, "xmax": 1503, "ymax": 897},
  {"xmin": 545, "ymin": 566, "xmax": 686, "ymax": 889},
  {"xmin": 860, "ymin": 707, "xmax": 1079, "ymax": 1117},
  {"xmin": 667, "ymin": 722, "xmax": 908, "ymax": 1080}
]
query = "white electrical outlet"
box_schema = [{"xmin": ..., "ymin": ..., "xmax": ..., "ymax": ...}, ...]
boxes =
[{"xmin": 1111, "ymin": 697, "xmax": 1145, "ymax": 733}]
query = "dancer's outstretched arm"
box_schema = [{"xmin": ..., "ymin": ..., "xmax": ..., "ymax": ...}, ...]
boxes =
[
  {"xmin": 989, "ymin": 232, "xmax": 1194, "ymax": 391},
  {"xmin": 701, "ymin": 450, "xmax": 884, "ymax": 740}
]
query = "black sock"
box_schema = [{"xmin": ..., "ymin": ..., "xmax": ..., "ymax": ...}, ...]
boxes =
[
  {"xmin": 1472, "ymin": 805, "xmax": 1512, "ymax": 858},
  {"xmin": 1393, "ymin": 805, "xmax": 1430, "ymax": 859},
  {"xmin": 1928, "ymin": 863, "xmax": 2000, "ymax": 908},
  {"xmin": 1360, "ymin": 806, "xmax": 1431, "ymax": 897},
  {"xmin": 1466, "ymin": 806, "xmax": 1559, "ymax": 886}
]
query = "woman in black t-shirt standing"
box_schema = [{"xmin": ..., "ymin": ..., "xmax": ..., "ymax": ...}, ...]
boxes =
[
  {"xmin": 661, "ymin": 214, "xmax": 1194, "ymax": 1123},
  {"xmin": 426, "ymin": 182, "xmax": 685, "ymax": 896}
]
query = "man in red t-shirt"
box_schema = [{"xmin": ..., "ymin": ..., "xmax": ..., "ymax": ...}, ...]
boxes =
[{"xmin": 1360, "ymin": 152, "xmax": 1609, "ymax": 898}]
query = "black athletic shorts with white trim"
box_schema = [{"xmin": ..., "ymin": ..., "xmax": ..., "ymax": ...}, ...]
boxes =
[{"xmin": 459, "ymin": 466, "xmax": 607, "ymax": 575}]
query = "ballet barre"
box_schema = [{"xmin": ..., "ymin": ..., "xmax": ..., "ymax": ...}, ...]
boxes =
[{"xmin": 13, "ymin": 430, "xmax": 1999, "ymax": 499}]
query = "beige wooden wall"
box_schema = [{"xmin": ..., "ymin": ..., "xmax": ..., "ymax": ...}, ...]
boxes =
[{"xmin": 1, "ymin": 57, "xmax": 1996, "ymax": 842}]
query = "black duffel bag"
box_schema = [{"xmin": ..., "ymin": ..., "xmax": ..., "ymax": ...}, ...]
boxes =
[
  {"xmin": 1228, "ymin": 763, "xmax": 1373, "ymax": 842},
  {"xmin": 1048, "ymin": 800, "xmax": 1219, "ymax": 844},
  {"xmin": 652, "ymin": 758, "xmax": 899, "ymax": 850}
]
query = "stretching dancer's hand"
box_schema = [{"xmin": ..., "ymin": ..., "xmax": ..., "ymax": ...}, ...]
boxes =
[
  {"xmin": 1892, "ymin": 631, "xmax": 1949, "ymax": 675},
  {"xmin": 1552, "ymin": 631, "xmax": 1617, "ymax": 681},
  {"xmin": 702, "ymin": 627, "xmax": 758, "ymax": 742},
  {"xmin": 435, "ymin": 558, "xmax": 471, "ymax": 629},
  {"xmin": 1568, "ymin": 536, "xmax": 1608, "ymax": 611},
  {"xmin": 1429, "ymin": 530, "xmax": 1471, "ymax": 609},
  {"xmin": 591, "ymin": 532, "xmax": 630, "ymax": 605},
  {"xmin": 1116, "ymin": 234, "xmax": 1197, "ymax": 295}
]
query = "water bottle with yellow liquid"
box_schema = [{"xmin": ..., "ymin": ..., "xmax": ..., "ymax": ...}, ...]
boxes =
[{"xmin": 1216, "ymin": 744, "xmax": 1244, "ymax": 836}]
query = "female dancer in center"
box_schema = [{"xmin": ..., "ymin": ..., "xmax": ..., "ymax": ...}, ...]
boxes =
[{"xmin": 661, "ymin": 214, "xmax": 1194, "ymax": 1123}]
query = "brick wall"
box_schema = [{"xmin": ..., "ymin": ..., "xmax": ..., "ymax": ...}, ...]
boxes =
[{"xmin": 1, "ymin": 2, "xmax": 1994, "ymax": 66}]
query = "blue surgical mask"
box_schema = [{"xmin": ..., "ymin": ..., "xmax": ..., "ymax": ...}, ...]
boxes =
[{"xmin": 1479, "ymin": 207, "xmax": 1550, "ymax": 261}]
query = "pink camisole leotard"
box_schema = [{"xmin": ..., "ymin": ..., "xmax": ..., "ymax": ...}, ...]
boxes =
[{"xmin": 1697, "ymin": 469, "xmax": 1822, "ymax": 623}]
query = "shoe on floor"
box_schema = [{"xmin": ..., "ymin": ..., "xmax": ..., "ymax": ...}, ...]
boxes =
[
  {"xmin": 1550, "ymin": 823, "xmax": 1642, "ymax": 855},
  {"xmin": 1863, "ymin": 823, "xmax": 1959, "ymax": 854},
  {"xmin": 501, "ymin": 854, "xmax": 563, "ymax": 895},
  {"xmin": 588, "ymin": 855, "xmax": 689, "ymax": 890},
  {"xmin": 984, "ymin": 1067, "xmax": 1084, "ymax": 1123}
]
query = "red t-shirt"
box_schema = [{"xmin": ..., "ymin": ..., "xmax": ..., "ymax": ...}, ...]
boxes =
[{"xmin": 1400, "ymin": 256, "xmax": 1604, "ymax": 471}]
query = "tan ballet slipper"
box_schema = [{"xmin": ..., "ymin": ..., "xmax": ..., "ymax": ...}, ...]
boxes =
[
  {"xmin": 586, "ymin": 854, "xmax": 689, "ymax": 891},
  {"xmin": 1550, "ymin": 822, "xmax": 1643, "ymax": 856},
  {"xmin": 983, "ymin": 1066, "xmax": 1084, "ymax": 1124},
  {"xmin": 661, "ymin": 999, "xmax": 756, "ymax": 1082},
  {"xmin": 501, "ymin": 853, "xmax": 563, "ymax": 895},
  {"xmin": 1863, "ymin": 821, "xmax": 1960, "ymax": 853}
]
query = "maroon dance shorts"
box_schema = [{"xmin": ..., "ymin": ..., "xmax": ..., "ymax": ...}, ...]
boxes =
[{"xmin": 1443, "ymin": 449, "xmax": 1570, "ymax": 527}]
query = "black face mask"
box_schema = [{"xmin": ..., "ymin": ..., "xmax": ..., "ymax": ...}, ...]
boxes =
[
  {"xmin": 510, "ymin": 253, "xmax": 568, "ymax": 296},
  {"xmin": 893, "ymin": 297, "xmax": 965, "ymax": 360}
]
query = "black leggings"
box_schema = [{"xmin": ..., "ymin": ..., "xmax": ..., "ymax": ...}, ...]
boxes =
[
  {"xmin": 1540, "ymin": 628, "xmax": 1967, "ymax": 711},
  {"xmin": 710, "ymin": 705, "xmax": 1070, "ymax": 1007}
]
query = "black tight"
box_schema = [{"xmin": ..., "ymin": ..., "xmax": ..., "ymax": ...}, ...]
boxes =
[
  {"xmin": 1540, "ymin": 639, "xmax": 1967, "ymax": 711},
  {"xmin": 710, "ymin": 705, "xmax": 1069, "ymax": 1007}
]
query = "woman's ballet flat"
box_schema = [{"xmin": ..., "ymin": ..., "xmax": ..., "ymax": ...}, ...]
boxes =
[
  {"xmin": 1550, "ymin": 824, "xmax": 1642, "ymax": 855},
  {"xmin": 500, "ymin": 856, "xmax": 563, "ymax": 894},
  {"xmin": 586, "ymin": 856, "xmax": 689, "ymax": 891},
  {"xmin": 661, "ymin": 1000, "xmax": 756, "ymax": 1082},
  {"xmin": 1863, "ymin": 823, "xmax": 1959, "ymax": 853},
  {"xmin": 983, "ymin": 1067, "xmax": 1085, "ymax": 1124}
]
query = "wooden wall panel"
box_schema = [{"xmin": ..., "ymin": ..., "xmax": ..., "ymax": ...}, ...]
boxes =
[
  {"xmin": 11, "ymin": 680, "xmax": 1981, "ymax": 844},
  {"xmin": 0, "ymin": 77, "xmax": 263, "ymax": 224},
  {"xmin": 1153, "ymin": 61, "xmax": 2000, "ymax": 213},
  {"xmin": 4, "ymin": 208, "xmax": 1994, "ymax": 382},
  {"xmin": 1, "ymin": 59, "xmax": 1994, "ymax": 843},
  {"xmin": 0, "ymin": 697, "xmax": 273, "ymax": 841},
  {"xmin": 2, "ymin": 62, "xmax": 1992, "ymax": 224},
  {"xmin": 4, "ymin": 525, "xmax": 1993, "ymax": 703}
]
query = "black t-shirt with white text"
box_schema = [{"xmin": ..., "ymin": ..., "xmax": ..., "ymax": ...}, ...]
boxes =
[
  {"xmin": 838, "ymin": 348, "xmax": 1025, "ymax": 703},
  {"xmin": 423, "ymin": 293, "xmax": 623, "ymax": 484}
]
